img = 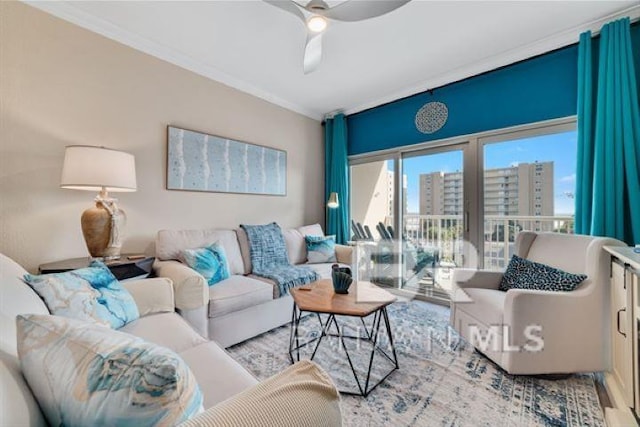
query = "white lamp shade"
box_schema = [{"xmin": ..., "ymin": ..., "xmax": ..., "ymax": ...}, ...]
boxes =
[
  {"xmin": 61, "ymin": 145, "xmax": 137, "ymax": 192},
  {"xmin": 327, "ymin": 192, "xmax": 339, "ymax": 209}
]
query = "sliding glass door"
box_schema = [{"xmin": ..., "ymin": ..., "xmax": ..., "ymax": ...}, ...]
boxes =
[
  {"xmin": 350, "ymin": 159, "xmax": 396, "ymax": 242},
  {"xmin": 400, "ymin": 145, "xmax": 471, "ymax": 303},
  {"xmin": 349, "ymin": 118, "xmax": 575, "ymax": 304}
]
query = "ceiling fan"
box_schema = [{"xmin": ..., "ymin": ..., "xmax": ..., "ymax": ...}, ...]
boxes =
[{"xmin": 264, "ymin": 0, "xmax": 411, "ymax": 74}]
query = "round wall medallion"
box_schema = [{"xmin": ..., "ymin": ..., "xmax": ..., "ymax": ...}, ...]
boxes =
[{"xmin": 415, "ymin": 101, "xmax": 448, "ymax": 134}]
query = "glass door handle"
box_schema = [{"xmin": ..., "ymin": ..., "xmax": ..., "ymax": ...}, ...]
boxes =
[{"xmin": 464, "ymin": 211, "xmax": 470, "ymax": 232}]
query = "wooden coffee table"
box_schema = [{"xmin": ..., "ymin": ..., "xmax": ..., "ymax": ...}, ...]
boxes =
[{"xmin": 289, "ymin": 279, "xmax": 398, "ymax": 397}]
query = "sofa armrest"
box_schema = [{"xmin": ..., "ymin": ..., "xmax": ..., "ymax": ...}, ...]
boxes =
[
  {"xmin": 452, "ymin": 268, "xmax": 503, "ymax": 290},
  {"xmin": 178, "ymin": 360, "xmax": 341, "ymax": 427},
  {"xmin": 121, "ymin": 277, "xmax": 175, "ymax": 316},
  {"xmin": 153, "ymin": 260, "xmax": 209, "ymax": 311},
  {"xmin": 335, "ymin": 244, "xmax": 353, "ymax": 265}
]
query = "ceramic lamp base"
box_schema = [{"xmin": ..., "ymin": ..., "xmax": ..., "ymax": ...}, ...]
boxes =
[{"xmin": 80, "ymin": 202, "xmax": 125, "ymax": 259}]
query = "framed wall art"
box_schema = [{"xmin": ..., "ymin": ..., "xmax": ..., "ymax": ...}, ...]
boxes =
[{"xmin": 167, "ymin": 126, "xmax": 286, "ymax": 196}]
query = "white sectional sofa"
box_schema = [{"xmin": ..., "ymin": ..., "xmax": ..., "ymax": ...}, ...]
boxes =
[
  {"xmin": 0, "ymin": 253, "xmax": 341, "ymax": 426},
  {"xmin": 154, "ymin": 223, "xmax": 352, "ymax": 347}
]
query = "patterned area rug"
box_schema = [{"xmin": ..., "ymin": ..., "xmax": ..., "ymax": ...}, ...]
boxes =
[{"xmin": 227, "ymin": 301, "xmax": 605, "ymax": 427}]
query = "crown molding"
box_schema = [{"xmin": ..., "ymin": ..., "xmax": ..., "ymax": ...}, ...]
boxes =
[
  {"xmin": 343, "ymin": 4, "xmax": 640, "ymax": 117},
  {"xmin": 23, "ymin": 1, "xmax": 640, "ymax": 121},
  {"xmin": 23, "ymin": 0, "xmax": 324, "ymax": 121}
]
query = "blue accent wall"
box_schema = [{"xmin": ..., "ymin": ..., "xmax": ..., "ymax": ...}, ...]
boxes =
[
  {"xmin": 347, "ymin": 45, "xmax": 579, "ymax": 155},
  {"xmin": 347, "ymin": 23, "xmax": 640, "ymax": 156}
]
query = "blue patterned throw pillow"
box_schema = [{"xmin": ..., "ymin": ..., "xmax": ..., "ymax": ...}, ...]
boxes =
[
  {"xmin": 182, "ymin": 243, "xmax": 231, "ymax": 286},
  {"xmin": 499, "ymin": 255, "xmax": 587, "ymax": 292},
  {"xmin": 305, "ymin": 235, "xmax": 337, "ymax": 264},
  {"xmin": 24, "ymin": 261, "xmax": 139, "ymax": 329},
  {"xmin": 17, "ymin": 314, "xmax": 203, "ymax": 427}
]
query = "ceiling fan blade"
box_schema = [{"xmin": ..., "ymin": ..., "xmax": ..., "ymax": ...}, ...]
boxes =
[
  {"xmin": 303, "ymin": 32, "xmax": 323, "ymax": 74},
  {"xmin": 263, "ymin": 0, "xmax": 306, "ymax": 22},
  {"xmin": 323, "ymin": 0, "xmax": 411, "ymax": 22}
]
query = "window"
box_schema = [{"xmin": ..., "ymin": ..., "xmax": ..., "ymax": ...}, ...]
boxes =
[
  {"xmin": 349, "ymin": 117, "xmax": 576, "ymax": 302},
  {"xmin": 483, "ymin": 127, "xmax": 577, "ymax": 269}
]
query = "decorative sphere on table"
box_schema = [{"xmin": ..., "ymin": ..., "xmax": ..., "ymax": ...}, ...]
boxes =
[{"xmin": 331, "ymin": 264, "xmax": 353, "ymax": 294}]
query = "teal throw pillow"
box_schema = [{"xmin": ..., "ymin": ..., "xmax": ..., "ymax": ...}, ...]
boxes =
[
  {"xmin": 305, "ymin": 235, "xmax": 337, "ymax": 264},
  {"xmin": 182, "ymin": 243, "xmax": 231, "ymax": 286},
  {"xmin": 23, "ymin": 261, "xmax": 139, "ymax": 329},
  {"xmin": 17, "ymin": 314, "xmax": 203, "ymax": 427},
  {"xmin": 499, "ymin": 255, "xmax": 587, "ymax": 292}
]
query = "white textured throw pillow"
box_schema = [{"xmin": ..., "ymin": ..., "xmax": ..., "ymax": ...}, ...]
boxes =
[{"xmin": 17, "ymin": 314, "xmax": 203, "ymax": 427}]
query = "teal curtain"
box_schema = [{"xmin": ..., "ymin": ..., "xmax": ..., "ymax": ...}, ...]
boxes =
[
  {"xmin": 325, "ymin": 114, "xmax": 350, "ymax": 244},
  {"xmin": 575, "ymin": 18, "xmax": 640, "ymax": 245}
]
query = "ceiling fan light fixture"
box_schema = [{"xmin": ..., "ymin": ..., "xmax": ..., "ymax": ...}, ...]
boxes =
[{"xmin": 307, "ymin": 15, "xmax": 328, "ymax": 33}]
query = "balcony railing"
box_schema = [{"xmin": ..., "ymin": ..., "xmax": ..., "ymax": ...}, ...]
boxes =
[{"xmin": 397, "ymin": 214, "xmax": 574, "ymax": 270}]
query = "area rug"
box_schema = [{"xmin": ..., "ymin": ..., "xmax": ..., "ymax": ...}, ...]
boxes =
[{"xmin": 227, "ymin": 301, "xmax": 605, "ymax": 427}]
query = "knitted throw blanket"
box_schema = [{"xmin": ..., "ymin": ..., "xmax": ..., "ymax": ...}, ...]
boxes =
[{"xmin": 241, "ymin": 223, "xmax": 318, "ymax": 297}]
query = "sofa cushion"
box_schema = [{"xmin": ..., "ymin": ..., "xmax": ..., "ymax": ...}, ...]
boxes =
[
  {"xmin": 17, "ymin": 314, "xmax": 203, "ymax": 427},
  {"xmin": 236, "ymin": 227, "xmax": 253, "ymax": 275},
  {"xmin": 0, "ymin": 325, "xmax": 47, "ymax": 427},
  {"xmin": 238, "ymin": 227, "xmax": 309, "ymax": 272},
  {"xmin": 455, "ymin": 288, "xmax": 506, "ymax": 327},
  {"xmin": 284, "ymin": 228, "xmax": 307, "ymax": 265},
  {"xmin": 0, "ymin": 254, "xmax": 49, "ymax": 322},
  {"xmin": 157, "ymin": 228, "xmax": 245, "ymax": 275},
  {"xmin": 298, "ymin": 223, "xmax": 324, "ymax": 238},
  {"xmin": 0, "ymin": 254, "xmax": 53, "ymax": 426},
  {"xmin": 23, "ymin": 261, "xmax": 139, "ymax": 329},
  {"xmin": 179, "ymin": 340, "xmax": 257, "ymax": 409},
  {"xmin": 209, "ymin": 275, "xmax": 273, "ymax": 318},
  {"xmin": 182, "ymin": 243, "xmax": 231, "ymax": 286},
  {"xmin": 208, "ymin": 276, "xmax": 273, "ymax": 319},
  {"xmin": 0, "ymin": 254, "xmax": 49, "ymax": 358},
  {"xmin": 248, "ymin": 275, "xmax": 280, "ymax": 299},
  {"xmin": 119, "ymin": 312, "xmax": 207, "ymax": 353},
  {"xmin": 499, "ymin": 255, "xmax": 587, "ymax": 292}
]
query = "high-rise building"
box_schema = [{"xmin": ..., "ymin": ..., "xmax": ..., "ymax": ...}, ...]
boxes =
[
  {"xmin": 419, "ymin": 162, "xmax": 554, "ymax": 217},
  {"xmin": 351, "ymin": 161, "xmax": 407, "ymax": 237}
]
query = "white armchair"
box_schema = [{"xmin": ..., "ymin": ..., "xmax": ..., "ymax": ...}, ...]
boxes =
[{"xmin": 450, "ymin": 232, "xmax": 625, "ymax": 375}]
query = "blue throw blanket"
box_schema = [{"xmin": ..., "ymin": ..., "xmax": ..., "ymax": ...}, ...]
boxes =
[{"xmin": 241, "ymin": 223, "xmax": 318, "ymax": 297}]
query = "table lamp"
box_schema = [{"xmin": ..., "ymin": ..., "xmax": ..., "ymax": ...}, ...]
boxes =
[{"xmin": 60, "ymin": 145, "xmax": 137, "ymax": 260}]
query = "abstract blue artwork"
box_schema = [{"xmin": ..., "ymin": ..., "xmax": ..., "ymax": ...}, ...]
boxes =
[{"xmin": 167, "ymin": 126, "xmax": 286, "ymax": 195}]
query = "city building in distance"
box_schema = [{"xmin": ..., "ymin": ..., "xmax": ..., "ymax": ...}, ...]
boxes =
[{"xmin": 419, "ymin": 162, "xmax": 554, "ymax": 217}]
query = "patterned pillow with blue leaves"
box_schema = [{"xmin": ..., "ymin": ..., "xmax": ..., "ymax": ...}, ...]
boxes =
[
  {"xmin": 23, "ymin": 261, "xmax": 139, "ymax": 329},
  {"xmin": 499, "ymin": 255, "xmax": 588, "ymax": 292},
  {"xmin": 182, "ymin": 243, "xmax": 231, "ymax": 286},
  {"xmin": 305, "ymin": 235, "xmax": 337, "ymax": 264},
  {"xmin": 17, "ymin": 314, "xmax": 203, "ymax": 427}
]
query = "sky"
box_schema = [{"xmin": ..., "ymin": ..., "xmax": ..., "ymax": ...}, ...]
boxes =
[{"xmin": 399, "ymin": 130, "xmax": 577, "ymax": 215}]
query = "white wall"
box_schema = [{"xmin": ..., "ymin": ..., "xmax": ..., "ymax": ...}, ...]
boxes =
[{"xmin": 0, "ymin": 2, "xmax": 324, "ymax": 272}]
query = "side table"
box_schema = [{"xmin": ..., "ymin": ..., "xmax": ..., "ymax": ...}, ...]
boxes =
[{"xmin": 38, "ymin": 255, "xmax": 155, "ymax": 281}]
